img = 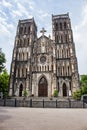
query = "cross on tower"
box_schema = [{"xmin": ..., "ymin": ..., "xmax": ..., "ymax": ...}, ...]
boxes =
[{"xmin": 40, "ymin": 27, "xmax": 46, "ymax": 36}]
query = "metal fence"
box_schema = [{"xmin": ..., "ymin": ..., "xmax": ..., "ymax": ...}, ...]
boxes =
[{"xmin": 0, "ymin": 98, "xmax": 87, "ymax": 108}]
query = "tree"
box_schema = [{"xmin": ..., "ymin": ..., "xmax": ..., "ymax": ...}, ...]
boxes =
[
  {"xmin": 0, "ymin": 48, "xmax": 6, "ymax": 73},
  {"xmin": 80, "ymin": 75, "xmax": 87, "ymax": 86},
  {"xmin": 81, "ymin": 75, "xmax": 87, "ymax": 95},
  {"xmin": 73, "ymin": 75, "xmax": 87, "ymax": 100},
  {"xmin": 0, "ymin": 71, "xmax": 9, "ymax": 98}
]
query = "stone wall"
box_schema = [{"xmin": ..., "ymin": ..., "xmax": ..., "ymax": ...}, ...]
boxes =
[{"xmin": 0, "ymin": 99, "xmax": 87, "ymax": 108}]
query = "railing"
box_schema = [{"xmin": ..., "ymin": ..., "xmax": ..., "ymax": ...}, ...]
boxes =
[{"xmin": 0, "ymin": 98, "xmax": 87, "ymax": 108}]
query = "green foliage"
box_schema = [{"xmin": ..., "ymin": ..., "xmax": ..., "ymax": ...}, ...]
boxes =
[
  {"xmin": 0, "ymin": 49, "xmax": 6, "ymax": 73},
  {"xmin": 0, "ymin": 71, "xmax": 9, "ymax": 98},
  {"xmin": 73, "ymin": 90, "xmax": 82, "ymax": 100},
  {"xmin": 81, "ymin": 75, "xmax": 87, "ymax": 95},
  {"xmin": 73, "ymin": 75, "xmax": 87, "ymax": 100},
  {"xmin": 81, "ymin": 86, "xmax": 87, "ymax": 95},
  {"xmin": 23, "ymin": 89, "xmax": 28, "ymax": 97},
  {"xmin": 53, "ymin": 89, "xmax": 58, "ymax": 97},
  {"xmin": 80, "ymin": 75, "xmax": 87, "ymax": 86}
]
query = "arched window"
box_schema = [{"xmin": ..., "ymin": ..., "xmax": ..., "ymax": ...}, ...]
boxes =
[
  {"xmin": 57, "ymin": 50, "xmax": 59, "ymax": 58},
  {"xmin": 65, "ymin": 34, "xmax": 68, "ymax": 43},
  {"xmin": 26, "ymin": 68, "xmax": 27, "ymax": 77},
  {"xmin": 17, "ymin": 40, "xmax": 19, "ymax": 46},
  {"xmin": 19, "ymin": 27, "xmax": 23, "ymax": 34},
  {"xmin": 57, "ymin": 35, "xmax": 58, "ymax": 43},
  {"xmin": 27, "ymin": 52, "xmax": 28, "ymax": 60},
  {"xmin": 61, "ymin": 35, "xmax": 63, "ymax": 43},
  {"xmin": 63, "ymin": 66, "xmax": 64, "ymax": 75},
  {"xmin": 22, "ymin": 68, "xmax": 24, "ymax": 77},
  {"xmin": 28, "ymin": 38, "xmax": 29, "ymax": 45},
  {"xmin": 18, "ymin": 68, "xmax": 20, "ymax": 77},
  {"xmin": 58, "ymin": 67, "xmax": 60, "ymax": 76},
  {"xmin": 68, "ymin": 66, "xmax": 69, "ymax": 76},
  {"xmin": 28, "ymin": 26, "xmax": 30, "ymax": 34},
  {"xmin": 58, "ymin": 82, "xmax": 59, "ymax": 91},
  {"xmin": 20, "ymin": 39, "xmax": 22, "ymax": 46},
  {"xmin": 24, "ymin": 39, "xmax": 26, "ymax": 45},
  {"xmin": 42, "ymin": 66, "xmax": 44, "ymax": 71},
  {"xmin": 24, "ymin": 27, "xmax": 26, "ymax": 34},
  {"xmin": 48, "ymin": 65, "xmax": 49, "ymax": 71},
  {"xmin": 40, "ymin": 66, "xmax": 41, "ymax": 71},
  {"xmin": 51, "ymin": 56, "xmax": 53, "ymax": 62},
  {"xmin": 55, "ymin": 23, "xmax": 58, "ymax": 30},
  {"xmin": 69, "ymin": 81, "xmax": 71, "ymax": 91},
  {"xmin": 64, "ymin": 22, "xmax": 67, "ymax": 29},
  {"xmin": 51, "ymin": 64, "xmax": 53, "ymax": 71},
  {"xmin": 45, "ymin": 66, "xmax": 46, "ymax": 71},
  {"xmin": 60, "ymin": 66, "xmax": 62, "ymax": 76},
  {"xmin": 62, "ymin": 49, "xmax": 63, "ymax": 58},
  {"xmin": 60, "ymin": 22, "xmax": 62, "ymax": 30},
  {"xmin": 37, "ymin": 66, "xmax": 38, "ymax": 71}
]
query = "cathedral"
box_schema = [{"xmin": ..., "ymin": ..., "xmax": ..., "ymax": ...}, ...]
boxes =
[{"xmin": 9, "ymin": 13, "xmax": 79, "ymax": 97}]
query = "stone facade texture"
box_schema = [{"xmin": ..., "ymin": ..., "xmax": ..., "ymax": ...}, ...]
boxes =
[{"xmin": 9, "ymin": 13, "xmax": 79, "ymax": 98}]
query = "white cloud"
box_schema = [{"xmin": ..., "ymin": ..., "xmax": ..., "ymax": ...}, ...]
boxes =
[
  {"xmin": 0, "ymin": 0, "xmax": 12, "ymax": 8},
  {"xmin": 12, "ymin": 10, "xmax": 23, "ymax": 17},
  {"xmin": 0, "ymin": 10, "xmax": 8, "ymax": 19},
  {"xmin": 10, "ymin": 2, "xmax": 33, "ymax": 18},
  {"xmin": 17, "ymin": 3, "xmax": 28, "ymax": 15},
  {"xmin": 73, "ymin": 4, "xmax": 87, "ymax": 74}
]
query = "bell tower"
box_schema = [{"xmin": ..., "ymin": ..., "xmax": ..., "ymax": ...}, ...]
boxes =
[
  {"xmin": 52, "ymin": 13, "xmax": 79, "ymax": 96},
  {"xmin": 9, "ymin": 18, "xmax": 37, "ymax": 96}
]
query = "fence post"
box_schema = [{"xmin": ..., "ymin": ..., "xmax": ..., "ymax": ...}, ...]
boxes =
[
  {"xmin": 68, "ymin": 98, "xmax": 71, "ymax": 108},
  {"xmin": 43, "ymin": 99, "xmax": 44, "ymax": 108},
  {"xmin": 4, "ymin": 98, "xmax": 6, "ymax": 106},
  {"xmin": 15, "ymin": 98, "xmax": 17, "ymax": 107},
  {"xmin": 56, "ymin": 100, "xmax": 57, "ymax": 108},
  {"xmin": 83, "ymin": 100, "xmax": 85, "ymax": 108},
  {"xmin": 30, "ymin": 99, "xmax": 32, "ymax": 107}
]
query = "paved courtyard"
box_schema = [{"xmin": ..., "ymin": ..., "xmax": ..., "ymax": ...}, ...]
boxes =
[{"xmin": 0, "ymin": 107, "xmax": 87, "ymax": 130}]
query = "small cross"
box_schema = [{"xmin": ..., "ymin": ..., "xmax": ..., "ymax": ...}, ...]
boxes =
[{"xmin": 40, "ymin": 27, "xmax": 46, "ymax": 36}]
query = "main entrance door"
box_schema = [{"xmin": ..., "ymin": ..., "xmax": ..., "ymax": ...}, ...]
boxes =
[
  {"xmin": 63, "ymin": 83, "xmax": 67, "ymax": 96},
  {"xmin": 19, "ymin": 84, "xmax": 23, "ymax": 97},
  {"xmin": 38, "ymin": 77, "xmax": 48, "ymax": 97}
]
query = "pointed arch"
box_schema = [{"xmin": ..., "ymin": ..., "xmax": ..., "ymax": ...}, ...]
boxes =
[
  {"xmin": 60, "ymin": 22, "xmax": 62, "ymax": 30},
  {"xmin": 38, "ymin": 75, "xmax": 48, "ymax": 97},
  {"xmin": 19, "ymin": 84, "xmax": 23, "ymax": 97},
  {"xmin": 62, "ymin": 83, "xmax": 67, "ymax": 96}
]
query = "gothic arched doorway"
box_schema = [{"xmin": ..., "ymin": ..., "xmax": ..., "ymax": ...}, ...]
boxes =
[
  {"xmin": 19, "ymin": 84, "xmax": 23, "ymax": 97},
  {"xmin": 63, "ymin": 83, "xmax": 67, "ymax": 96},
  {"xmin": 38, "ymin": 76, "xmax": 48, "ymax": 97}
]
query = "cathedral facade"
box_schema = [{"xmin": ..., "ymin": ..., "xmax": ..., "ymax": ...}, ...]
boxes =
[{"xmin": 9, "ymin": 13, "xmax": 79, "ymax": 97}]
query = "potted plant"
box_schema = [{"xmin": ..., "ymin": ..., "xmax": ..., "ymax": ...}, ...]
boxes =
[
  {"xmin": 23, "ymin": 89, "xmax": 28, "ymax": 100},
  {"xmin": 53, "ymin": 89, "xmax": 58, "ymax": 97}
]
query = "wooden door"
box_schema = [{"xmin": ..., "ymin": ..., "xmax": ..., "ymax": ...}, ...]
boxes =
[
  {"xmin": 38, "ymin": 77, "xmax": 48, "ymax": 97},
  {"xmin": 63, "ymin": 83, "xmax": 67, "ymax": 96},
  {"xmin": 19, "ymin": 84, "xmax": 23, "ymax": 97}
]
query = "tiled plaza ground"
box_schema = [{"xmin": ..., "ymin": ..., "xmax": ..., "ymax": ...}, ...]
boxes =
[{"xmin": 0, "ymin": 107, "xmax": 87, "ymax": 130}]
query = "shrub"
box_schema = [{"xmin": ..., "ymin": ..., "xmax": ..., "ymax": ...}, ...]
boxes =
[
  {"xmin": 23, "ymin": 89, "xmax": 28, "ymax": 97},
  {"xmin": 53, "ymin": 89, "xmax": 58, "ymax": 97},
  {"xmin": 72, "ymin": 90, "xmax": 81, "ymax": 100}
]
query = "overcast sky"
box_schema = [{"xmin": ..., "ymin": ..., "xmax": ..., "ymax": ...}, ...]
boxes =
[{"xmin": 0, "ymin": 0, "xmax": 87, "ymax": 75}]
